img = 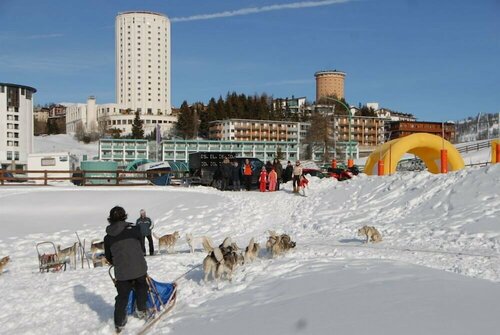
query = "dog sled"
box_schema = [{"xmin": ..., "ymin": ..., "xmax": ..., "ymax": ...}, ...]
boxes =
[
  {"xmin": 108, "ymin": 266, "xmax": 177, "ymax": 334},
  {"xmin": 36, "ymin": 241, "xmax": 67, "ymax": 272}
]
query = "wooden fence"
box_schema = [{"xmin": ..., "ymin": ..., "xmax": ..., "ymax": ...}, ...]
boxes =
[{"xmin": 0, "ymin": 169, "xmax": 168, "ymax": 186}]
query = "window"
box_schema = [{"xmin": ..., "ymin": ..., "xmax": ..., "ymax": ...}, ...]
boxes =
[{"xmin": 6, "ymin": 151, "xmax": 12, "ymax": 160}]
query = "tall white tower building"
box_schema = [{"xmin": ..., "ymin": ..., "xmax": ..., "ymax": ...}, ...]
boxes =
[
  {"xmin": 0, "ymin": 83, "xmax": 36, "ymax": 169},
  {"xmin": 116, "ymin": 11, "xmax": 172, "ymax": 116}
]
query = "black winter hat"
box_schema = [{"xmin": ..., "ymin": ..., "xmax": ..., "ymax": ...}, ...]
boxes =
[{"xmin": 108, "ymin": 206, "xmax": 127, "ymax": 223}]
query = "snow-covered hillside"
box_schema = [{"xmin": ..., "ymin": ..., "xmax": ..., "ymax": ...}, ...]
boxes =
[
  {"xmin": 1, "ymin": 166, "xmax": 499, "ymax": 334},
  {"xmin": 34, "ymin": 134, "xmax": 98, "ymax": 159}
]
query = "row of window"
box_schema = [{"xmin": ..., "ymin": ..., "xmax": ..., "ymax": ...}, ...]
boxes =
[
  {"xmin": 6, "ymin": 115, "xmax": 19, "ymax": 121},
  {"xmin": 6, "ymin": 151, "xmax": 20, "ymax": 160},
  {"xmin": 7, "ymin": 123, "xmax": 19, "ymax": 130},
  {"xmin": 6, "ymin": 141, "xmax": 19, "ymax": 147},
  {"xmin": 7, "ymin": 132, "xmax": 19, "ymax": 138}
]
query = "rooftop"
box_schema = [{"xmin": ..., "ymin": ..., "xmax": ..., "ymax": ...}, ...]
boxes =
[{"xmin": 0, "ymin": 82, "xmax": 37, "ymax": 93}]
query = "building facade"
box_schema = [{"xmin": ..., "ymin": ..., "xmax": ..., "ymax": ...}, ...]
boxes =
[
  {"xmin": 161, "ymin": 139, "xmax": 300, "ymax": 162},
  {"xmin": 98, "ymin": 138, "xmax": 149, "ymax": 166},
  {"xmin": 0, "ymin": 83, "xmax": 36, "ymax": 169},
  {"xmin": 315, "ymin": 70, "xmax": 346, "ymax": 102},
  {"xmin": 97, "ymin": 104, "xmax": 176, "ymax": 136},
  {"xmin": 65, "ymin": 96, "xmax": 98, "ymax": 134},
  {"xmin": 116, "ymin": 11, "xmax": 172, "ymax": 116},
  {"xmin": 386, "ymin": 121, "xmax": 456, "ymax": 142},
  {"xmin": 208, "ymin": 119, "xmax": 309, "ymax": 143}
]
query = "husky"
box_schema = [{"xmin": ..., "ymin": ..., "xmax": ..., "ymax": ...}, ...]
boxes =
[
  {"xmin": 153, "ymin": 231, "xmax": 181, "ymax": 253},
  {"xmin": 92, "ymin": 253, "xmax": 109, "ymax": 268},
  {"xmin": 0, "ymin": 256, "xmax": 10, "ymax": 274},
  {"xmin": 244, "ymin": 238, "xmax": 260, "ymax": 263},
  {"xmin": 358, "ymin": 226, "xmax": 382, "ymax": 243},
  {"xmin": 203, "ymin": 237, "xmax": 244, "ymax": 281},
  {"xmin": 90, "ymin": 240, "xmax": 104, "ymax": 257},
  {"xmin": 185, "ymin": 233, "xmax": 214, "ymax": 253},
  {"xmin": 57, "ymin": 242, "xmax": 78, "ymax": 266},
  {"xmin": 266, "ymin": 231, "xmax": 296, "ymax": 257}
]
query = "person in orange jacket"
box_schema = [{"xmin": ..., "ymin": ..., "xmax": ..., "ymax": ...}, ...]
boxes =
[
  {"xmin": 243, "ymin": 159, "xmax": 253, "ymax": 191},
  {"xmin": 259, "ymin": 167, "xmax": 268, "ymax": 192},
  {"xmin": 268, "ymin": 168, "xmax": 277, "ymax": 192}
]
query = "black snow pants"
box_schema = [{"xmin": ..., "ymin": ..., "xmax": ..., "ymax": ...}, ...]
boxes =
[
  {"xmin": 142, "ymin": 234, "xmax": 154, "ymax": 256},
  {"xmin": 114, "ymin": 275, "xmax": 148, "ymax": 327}
]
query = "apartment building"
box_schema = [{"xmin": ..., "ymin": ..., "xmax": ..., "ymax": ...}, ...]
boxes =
[{"xmin": 0, "ymin": 83, "xmax": 36, "ymax": 169}]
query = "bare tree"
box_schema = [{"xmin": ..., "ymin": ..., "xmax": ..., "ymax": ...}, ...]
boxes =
[
  {"xmin": 74, "ymin": 121, "xmax": 85, "ymax": 141},
  {"xmin": 305, "ymin": 112, "xmax": 334, "ymax": 163}
]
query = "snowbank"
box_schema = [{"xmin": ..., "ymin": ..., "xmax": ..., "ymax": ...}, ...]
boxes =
[{"xmin": 0, "ymin": 165, "xmax": 499, "ymax": 334}]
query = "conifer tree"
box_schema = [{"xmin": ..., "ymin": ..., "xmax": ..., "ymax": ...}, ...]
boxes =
[{"xmin": 131, "ymin": 110, "xmax": 144, "ymax": 139}]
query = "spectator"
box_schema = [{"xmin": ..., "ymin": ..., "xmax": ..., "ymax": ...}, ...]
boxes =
[
  {"xmin": 283, "ymin": 161, "xmax": 293, "ymax": 183},
  {"xmin": 221, "ymin": 157, "xmax": 232, "ymax": 191},
  {"xmin": 259, "ymin": 167, "xmax": 268, "ymax": 192},
  {"xmin": 272, "ymin": 159, "xmax": 283, "ymax": 190},
  {"xmin": 243, "ymin": 159, "xmax": 253, "ymax": 191},
  {"xmin": 268, "ymin": 168, "xmax": 277, "ymax": 192},
  {"xmin": 231, "ymin": 161, "xmax": 241, "ymax": 191},
  {"xmin": 292, "ymin": 161, "xmax": 303, "ymax": 193}
]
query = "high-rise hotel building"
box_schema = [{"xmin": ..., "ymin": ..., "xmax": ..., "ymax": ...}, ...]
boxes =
[
  {"xmin": 0, "ymin": 83, "xmax": 36, "ymax": 169},
  {"xmin": 116, "ymin": 11, "xmax": 172, "ymax": 116}
]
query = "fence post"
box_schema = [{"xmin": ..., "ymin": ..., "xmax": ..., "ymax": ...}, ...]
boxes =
[
  {"xmin": 377, "ymin": 160, "xmax": 384, "ymax": 176},
  {"xmin": 44, "ymin": 170, "xmax": 48, "ymax": 186},
  {"xmin": 0, "ymin": 169, "xmax": 3, "ymax": 185},
  {"xmin": 440, "ymin": 149, "xmax": 448, "ymax": 173},
  {"xmin": 116, "ymin": 171, "xmax": 120, "ymax": 185},
  {"xmin": 496, "ymin": 143, "xmax": 500, "ymax": 164}
]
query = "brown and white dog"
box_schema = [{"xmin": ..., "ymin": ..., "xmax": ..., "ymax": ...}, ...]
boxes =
[
  {"xmin": 266, "ymin": 231, "xmax": 296, "ymax": 257},
  {"xmin": 358, "ymin": 226, "xmax": 382, "ymax": 243},
  {"xmin": 244, "ymin": 238, "xmax": 260, "ymax": 263},
  {"xmin": 90, "ymin": 240, "xmax": 104, "ymax": 257},
  {"xmin": 92, "ymin": 254, "xmax": 109, "ymax": 268},
  {"xmin": 0, "ymin": 256, "xmax": 10, "ymax": 274},
  {"xmin": 153, "ymin": 231, "xmax": 181, "ymax": 253},
  {"xmin": 57, "ymin": 242, "xmax": 78, "ymax": 267},
  {"xmin": 203, "ymin": 237, "xmax": 244, "ymax": 281}
]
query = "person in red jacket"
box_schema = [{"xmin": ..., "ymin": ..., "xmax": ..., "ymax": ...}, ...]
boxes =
[
  {"xmin": 259, "ymin": 167, "xmax": 268, "ymax": 192},
  {"xmin": 268, "ymin": 168, "xmax": 277, "ymax": 192}
]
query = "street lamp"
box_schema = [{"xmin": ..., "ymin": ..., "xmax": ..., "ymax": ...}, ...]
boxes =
[{"xmin": 322, "ymin": 97, "xmax": 354, "ymax": 165}]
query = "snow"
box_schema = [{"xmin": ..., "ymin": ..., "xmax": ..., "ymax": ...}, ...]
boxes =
[
  {"xmin": 33, "ymin": 134, "xmax": 98, "ymax": 160},
  {"xmin": 1, "ymin": 164, "xmax": 500, "ymax": 334}
]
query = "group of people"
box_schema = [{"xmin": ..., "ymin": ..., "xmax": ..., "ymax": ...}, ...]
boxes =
[
  {"xmin": 259, "ymin": 159, "xmax": 308, "ymax": 194},
  {"xmin": 212, "ymin": 157, "xmax": 244, "ymax": 191}
]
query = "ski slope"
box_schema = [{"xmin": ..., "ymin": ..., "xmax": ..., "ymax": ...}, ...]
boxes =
[{"xmin": 0, "ymin": 165, "xmax": 499, "ymax": 334}]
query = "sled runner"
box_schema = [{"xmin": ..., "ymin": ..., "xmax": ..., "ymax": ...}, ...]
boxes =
[
  {"xmin": 36, "ymin": 241, "xmax": 66, "ymax": 272},
  {"xmin": 108, "ymin": 266, "xmax": 177, "ymax": 334}
]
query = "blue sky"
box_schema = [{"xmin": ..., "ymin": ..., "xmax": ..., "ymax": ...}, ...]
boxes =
[{"xmin": 0, "ymin": 0, "xmax": 498, "ymax": 121}]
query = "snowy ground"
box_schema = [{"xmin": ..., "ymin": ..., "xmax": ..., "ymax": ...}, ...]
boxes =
[{"xmin": 1, "ymin": 165, "xmax": 499, "ymax": 334}]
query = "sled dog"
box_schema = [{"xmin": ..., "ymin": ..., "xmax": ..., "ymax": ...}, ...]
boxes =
[
  {"xmin": 266, "ymin": 231, "xmax": 296, "ymax": 257},
  {"xmin": 153, "ymin": 231, "xmax": 180, "ymax": 253},
  {"xmin": 358, "ymin": 226, "xmax": 382, "ymax": 243},
  {"xmin": 57, "ymin": 242, "xmax": 78, "ymax": 265},
  {"xmin": 203, "ymin": 237, "xmax": 244, "ymax": 281},
  {"xmin": 92, "ymin": 253, "xmax": 109, "ymax": 268},
  {"xmin": 0, "ymin": 256, "xmax": 10, "ymax": 274},
  {"xmin": 244, "ymin": 238, "xmax": 260, "ymax": 263},
  {"xmin": 185, "ymin": 233, "xmax": 214, "ymax": 253},
  {"xmin": 90, "ymin": 240, "xmax": 104, "ymax": 256}
]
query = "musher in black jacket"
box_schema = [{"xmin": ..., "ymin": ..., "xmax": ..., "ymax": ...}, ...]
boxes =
[{"xmin": 104, "ymin": 206, "xmax": 148, "ymax": 332}]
